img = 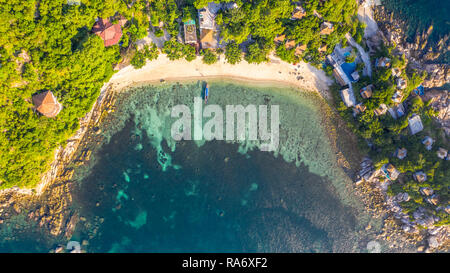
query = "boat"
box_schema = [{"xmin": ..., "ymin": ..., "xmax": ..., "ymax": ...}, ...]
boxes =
[{"xmin": 204, "ymin": 83, "xmax": 209, "ymax": 104}]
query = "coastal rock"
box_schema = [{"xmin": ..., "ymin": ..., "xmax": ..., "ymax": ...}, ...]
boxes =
[
  {"xmin": 423, "ymin": 90, "xmax": 450, "ymax": 136},
  {"xmin": 374, "ymin": 6, "xmax": 450, "ymax": 91},
  {"xmin": 428, "ymin": 236, "xmax": 439, "ymax": 249}
]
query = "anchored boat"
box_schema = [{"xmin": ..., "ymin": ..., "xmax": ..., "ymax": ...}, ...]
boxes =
[{"xmin": 204, "ymin": 83, "xmax": 209, "ymax": 104}]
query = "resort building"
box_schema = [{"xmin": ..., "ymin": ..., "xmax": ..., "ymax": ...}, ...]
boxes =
[
  {"xmin": 360, "ymin": 84, "xmax": 373, "ymax": 99},
  {"xmin": 32, "ymin": 91, "xmax": 62, "ymax": 118},
  {"xmin": 198, "ymin": 3, "xmax": 221, "ymax": 49},
  {"xmin": 395, "ymin": 148, "xmax": 407, "ymax": 160},
  {"xmin": 408, "ymin": 114, "xmax": 424, "ymax": 135},
  {"xmin": 92, "ymin": 18, "xmax": 123, "ymax": 47},
  {"xmin": 295, "ymin": 44, "xmax": 307, "ymax": 56},
  {"xmin": 396, "ymin": 77, "xmax": 407, "ymax": 89},
  {"xmin": 340, "ymin": 88, "xmax": 356, "ymax": 107},
  {"xmin": 327, "ymin": 45, "xmax": 359, "ymax": 88},
  {"xmin": 437, "ymin": 147, "xmax": 448, "ymax": 159},
  {"xmin": 388, "ymin": 103, "xmax": 406, "ymax": 120},
  {"xmin": 285, "ymin": 40, "xmax": 296, "ymax": 50},
  {"xmin": 353, "ymin": 103, "xmax": 366, "ymax": 116},
  {"xmin": 291, "ymin": 5, "xmax": 306, "ymax": 20},
  {"xmin": 319, "ymin": 22, "xmax": 334, "ymax": 35},
  {"xmin": 375, "ymin": 57, "xmax": 391, "ymax": 68},
  {"xmin": 422, "ymin": 136, "xmax": 434, "ymax": 150},
  {"xmin": 274, "ymin": 34, "xmax": 286, "ymax": 44},
  {"xmin": 183, "ymin": 19, "xmax": 198, "ymax": 44},
  {"xmin": 333, "ymin": 69, "xmax": 347, "ymax": 86},
  {"xmin": 373, "ymin": 103, "xmax": 388, "ymax": 116},
  {"xmin": 381, "ymin": 163, "xmax": 400, "ymax": 181}
]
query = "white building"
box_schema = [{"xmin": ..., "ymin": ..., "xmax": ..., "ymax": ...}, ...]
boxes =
[
  {"xmin": 408, "ymin": 114, "xmax": 424, "ymax": 135},
  {"xmin": 340, "ymin": 88, "xmax": 356, "ymax": 107}
]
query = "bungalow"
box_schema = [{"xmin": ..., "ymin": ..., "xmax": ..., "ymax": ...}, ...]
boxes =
[
  {"xmin": 200, "ymin": 29, "xmax": 215, "ymax": 48},
  {"xmin": 198, "ymin": 3, "xmax": 220, "ymax": 49},
  {"xmin": 318, "ymin": 44, "xmax": 327, "ymax": 53},
  {"xmin": 392, "ymin": 67, "xmax": 401, "ymax": 77},
  {"xmin": 422, "ymin": 136, "xmax": 434, "ymax": 150},
  {"xmin": 319, "ymin": 22, "xmax": 334, "ymax": 35},
  {"xmin": 295, "ymin": 44, "xmax": 307, "ymax": 56},
  {"xmin": 374, "ymin": 103, "xmax": 388, "ymax": 116},
  {"xmin": 353, "ymin": 103, "xmax": 366, "ymax": 115},
  {"xmin": 420, "ymin": 187, "xmax": 434, "ymax": 196},
  {"xmin": 381, "ymin": 163, "xmax": 400, "ymax": 180},
  {"xmin": 396, "ymin": 77, "xmax": 407, "ymax": 89},
  {"xmin": 375, "ymin": 57, "xmax": 391, "ymax": 68},
  {"xmin": 395, "ymin": 148, "xmax": 407, "ymax": 160},
  {"xmin": 274, "ymin": 34, "xmax": 286, "ymax": 44},
  {"xmin": 437, "ymin": 147, "xmax": 448, "ymax": 159},
  {"xmin": 426, "ymin": 194, "xmax": 439, "ymax": 206},
  {"xmin": 183, "ymin": 20, "xmax": 198, "ymax": 44},
  {"xmin": 408, "ymin": 114, "xmax": 424, "ymax": 135},
  {"xmin": 340, "ymin": 88, "xmax": 356, "ymax": 107},
  {"xmin": 291, "ymin": 5, "xmax": 306, "ymax": 20},
  {"xmin": 285, "ymin": 40, "xmax": 296, "ymax": 50},
  {"xmin": 92, "ymin": 18, "xmax": 123, "ymax": 47},
  {"xmin": 392, "ymin": 91, "xmax": 404, "ymax": 104},
  {"xmin": 360, "ymin": 84, "xmax": 373, "ymax": 99},
  {"xmin": 32, "ymin": 91, "xmax": 62, "ymax": 118}
]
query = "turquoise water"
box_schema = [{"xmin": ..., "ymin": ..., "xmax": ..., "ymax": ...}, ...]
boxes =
[{"xmin": 1, "ymin": 80, "xmax": 377, "ymax": 252}]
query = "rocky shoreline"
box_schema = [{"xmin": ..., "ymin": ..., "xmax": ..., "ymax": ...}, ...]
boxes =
[
  {"xmin": 354, "ymin": 158, "xmax": 449, "ymax": 252},
  {"xmin": 372, "ymin": 4, "xmax": 449, "ymax": 135},
  {"xmin": 0, "ymin": 81, "xmax": 118, "ymax": 251},
  {"xmin": 348, "ymin": 2, "xmax": 449, "ymax": 252}
]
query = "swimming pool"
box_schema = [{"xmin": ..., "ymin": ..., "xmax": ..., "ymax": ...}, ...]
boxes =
[{"xmin": 341, "ymin": 62, "xmax": 357, "ymax": 82}]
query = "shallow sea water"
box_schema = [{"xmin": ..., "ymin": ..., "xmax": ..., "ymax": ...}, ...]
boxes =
[{"xmin": 1, "ymin": 80, "xmax": 378, "ymax": 252}]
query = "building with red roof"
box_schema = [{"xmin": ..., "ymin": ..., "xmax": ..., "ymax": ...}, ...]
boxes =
[{"xmin": 92, "ymin": 18, "xmax": 123, "ymax": 47}]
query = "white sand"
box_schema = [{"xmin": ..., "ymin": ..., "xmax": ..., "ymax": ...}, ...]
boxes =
[{"xmin": 109, "ymin": 53, "xmax": 334, "ymax": 99}]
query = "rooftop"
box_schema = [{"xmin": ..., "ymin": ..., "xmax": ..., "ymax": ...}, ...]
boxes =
[
  {"xmin": 184, "ymin": 20, "xmax": 198, "ymax": 44},
  {"xmin": 396, "ymin": 148, "xmax": 407, "ymax": 159},
  {"xmin": 291, "ymin": 6, "xmax": 306, "ymax": 20},
  {"xmin": 92, "ymin": 18, "xmax": 123, "ymax": 47},
  {"xmin": 360, "ymin": 85, "xmax": 373, "ymax": 98},
  {"xmin": 320, "ymin": 22, "xmax": 334, "ymax": 35},
  {"xmin": 340, "ymin": 88, "xmax": 356, "ymax": 107},
  {"xmin": 408, "ymin": 114, "xmax": 424, "ymax": 135},
  {"xmin": 32, "ymin": 91, "xmax": 62, "ymax": 118},
  {"xmin": 374, "ymin": 103, "xmax": 388, "ymax": 116},
  {"xmin": 437, "ymin": 147, "xmax": 448, "ymax": 159}
]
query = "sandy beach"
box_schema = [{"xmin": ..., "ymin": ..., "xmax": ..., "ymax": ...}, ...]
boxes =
[{"xmin": 109, "ymin": 54, "xmax": 334, "ymax": 99}]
